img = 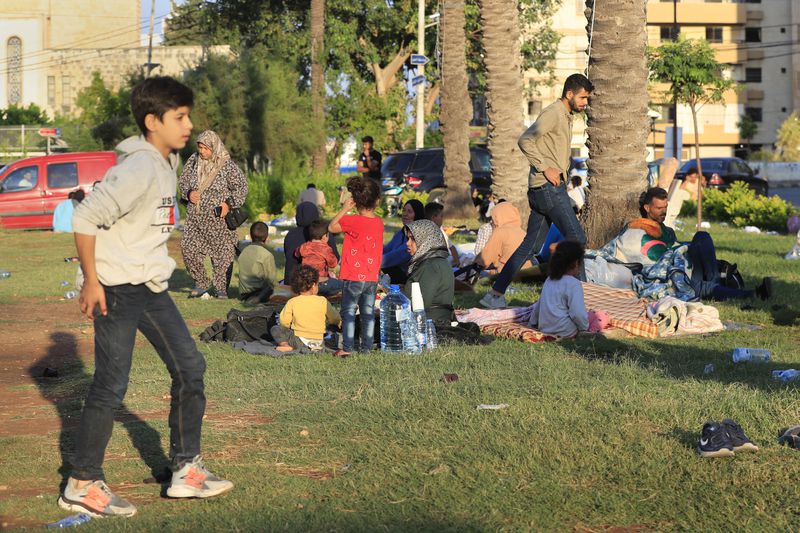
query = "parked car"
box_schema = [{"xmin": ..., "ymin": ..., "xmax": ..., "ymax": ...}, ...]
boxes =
[
  {"xmin": 380, "ymin": 146, "xmax": 492, "ymax": 204},
  {"xmin": 0, "ymin": 152, "xmax": 116, "ymax": 229},
  {"xmin": 674, "ymin": 157, "xmax": 768, "ymax": 196}
]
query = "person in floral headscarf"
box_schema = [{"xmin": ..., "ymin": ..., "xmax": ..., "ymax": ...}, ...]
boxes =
[{"xmin": 179, "ymin": 130, "xmax": 248, "ymax": 299}]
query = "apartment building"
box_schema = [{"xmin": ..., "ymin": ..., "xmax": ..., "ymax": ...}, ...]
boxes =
[{"xmin": 524, "ymin": 0, "xmax": 800, "ymax": 160}]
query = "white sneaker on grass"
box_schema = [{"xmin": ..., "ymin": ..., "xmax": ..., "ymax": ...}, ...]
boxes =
[
  {"xmin": 58, "ymin": 478, "xmax": 137, "ymax": 517},
  {"xmin": 479, "ymin": 291, "xmax": 507, "ymax": 309},
  {"xmin": 166, "ymin": 455, "xmax": 234, "ymax": 498}
]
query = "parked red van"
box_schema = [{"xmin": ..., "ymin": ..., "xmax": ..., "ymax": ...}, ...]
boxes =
[{"xmin": 0, "ymin": 152, "xmax": 116, "ymax": 229}]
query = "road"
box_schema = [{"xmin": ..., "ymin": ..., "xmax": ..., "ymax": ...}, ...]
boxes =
[{"xmin": 772, "ymin": 187, "xmax": 800, "ymax": 207}]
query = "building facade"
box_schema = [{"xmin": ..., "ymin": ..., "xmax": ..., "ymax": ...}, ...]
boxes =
[
  {"xmin": 524, "ymin": 0, "xmax": 800, "ymax": 160},
  {"xmin": 0, "ymin": 1, "xmax": 226, "ymax": 119}
]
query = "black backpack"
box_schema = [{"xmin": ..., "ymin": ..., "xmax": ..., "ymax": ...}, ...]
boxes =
[
  {"xmin": 199, "ymin": 306, "xmax": 280, "ymax": 343},
  {"xmin": 718, "ymin": 260, "xmax": 745, "ymax": 290}
]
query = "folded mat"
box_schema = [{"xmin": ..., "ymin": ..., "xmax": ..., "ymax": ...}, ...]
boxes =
[{"xmin": 479, "ymin": 323, "xmax": 557, "ymax": 343}]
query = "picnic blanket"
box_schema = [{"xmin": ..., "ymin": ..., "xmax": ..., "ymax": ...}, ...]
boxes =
[
  {"xmin": 581, "ymin": 282, "xmax": 660, "ymax": 338},
  {"xmin": 479, "ymin": 323, "xmax": 557, "ymax": 343}
]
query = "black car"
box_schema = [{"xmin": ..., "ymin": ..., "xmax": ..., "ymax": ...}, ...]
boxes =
[
  {"xmin": 380, "ymin": 147, "xmax": 492, "ymax": 203},
  {"xmin": 674, "ymin": 157, "xmax": 768, "ymax": 196}
]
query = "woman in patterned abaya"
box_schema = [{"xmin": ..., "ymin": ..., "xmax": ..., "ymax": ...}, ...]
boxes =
[{"xmin": 179, "ymin": 130, "xmax": 248, "ymax": 299}]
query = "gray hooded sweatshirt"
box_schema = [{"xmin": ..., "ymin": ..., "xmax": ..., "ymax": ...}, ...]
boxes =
[{"xmin": 72, "ymin": 136, "xmax": 179, "ymax": 293}]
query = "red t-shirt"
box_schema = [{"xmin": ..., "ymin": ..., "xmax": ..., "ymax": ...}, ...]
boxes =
[
  {"xmin": 339, "ymin": 214, "xmax": 384, "ymax": 282},
  {"xmin": 296, "ymin": 240, "xmax": 338, "ymax": 279}
]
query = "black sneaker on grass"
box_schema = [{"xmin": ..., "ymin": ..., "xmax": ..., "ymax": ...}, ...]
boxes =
[
  {"xmin": 722, "ymin": 419, "xmax": 758, "ymax": 452},
  {"xmin": 698, "ymin": 421, "xmax": 735, "ymax": 458}
]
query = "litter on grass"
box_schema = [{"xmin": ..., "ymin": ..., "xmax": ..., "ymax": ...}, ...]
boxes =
[{"xmin": 477, "ymin": 404, "xmax": 509, "ymax": 411}]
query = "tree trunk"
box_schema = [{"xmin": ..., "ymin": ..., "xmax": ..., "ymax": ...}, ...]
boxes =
[
  {"xmin": 691, "ymin": 102, "xmax": 704, "ymax": 228},
  {"xmin": 310, "ymin": 0, "xmax": 327, "ymax": 172},
  {"xmin": 583, "ymin": 0, "xmax": 650, "ymax": 247},
  {"xmin": 440, "ymin": 0, "xmax": 474, "ymax": 219},
  {"xmin": 480, "ymin": 0, "xmax": 529, "ymax": 222}
]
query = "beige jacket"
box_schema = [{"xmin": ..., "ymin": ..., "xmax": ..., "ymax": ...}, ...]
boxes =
[
  {"xmin": 477, "ymin": 202, "xmax": 532, "ymax": 274},
  {"xmin": 518, "ymin": 100, "xmax": 574, "ymax": 188}
]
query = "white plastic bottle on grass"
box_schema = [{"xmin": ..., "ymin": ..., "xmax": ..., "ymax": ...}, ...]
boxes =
[
  {"xmin": 410, "ymin": 282, "xmax": 428, "ymax": 350},
  {"xmin": 731, "ymin": 348, "xmax": 771, "ymax": 363}
]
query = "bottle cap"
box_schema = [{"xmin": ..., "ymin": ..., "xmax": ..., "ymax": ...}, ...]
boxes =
[{"xmin": 410, "ymin": 282, "xmax": 424, "ymax": 311}]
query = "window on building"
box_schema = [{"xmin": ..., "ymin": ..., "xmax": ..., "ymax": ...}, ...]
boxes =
[
  {"xmin": 781, "ymin": 68, "xmax": 787, "ymax": 74},
  {"xmin": 47, "ymin": 77, "xmax": 56, "ymax": 108},
  {"xmin": 745, "ymin": 68, "xmax": 762, "ymax": 83},
  {"xmin": 745, "ymin": 107, "xmax": 762, "ymax": 122},
  {"xmin": 780, "ymin": 27, "xmax": 786, "ymax": 33},
  {"xmin": 660, "ymin": 104, "xmax": 676, "ymax": 123},
  {"xmin": 705, "ymin": 27, "xmax": 723, "ymax": 43},
  {"xmin": 660, "ymin": 26, "xmax": 679, "ymax": 41},
  {"xmin": 745, "ymin": 28, "xmax": 761, "ymax": 43},
  {"xmin": 6, "ymin": 37, "xmax": 22, "ymax": 106},
  {"xmin": 527, "ymin": 100, "xmax": 542, "ymax": 118},
  {"xmin": 782, "ymin": 107, "xmax": 787, "ymax": 113},
  {"xmin": 745, "ymin": 0, "xmax": 761, "ymax": 3},
  {"xmin": 61, "ymin": 76, "xmax": 72, "ymax": 114}
]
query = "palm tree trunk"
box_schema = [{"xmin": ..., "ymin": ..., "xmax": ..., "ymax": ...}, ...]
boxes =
[
  {"xmin": 479, "ymin": 0, "xmax": 529, "ymax": 221},
  {"xmin": 440, "ymin": 0, "xmax": 474, "ymax": 219},
  {"xmin": 583, "ymin": 0, "xmax": 650, "ymax": 247},
  {"xmin": 310, "ymin": 0, "xmax": 327, "ymax": 172}
]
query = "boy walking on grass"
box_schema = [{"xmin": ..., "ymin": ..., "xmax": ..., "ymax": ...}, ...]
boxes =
[{"xmin": 62, "ymin": 77, "xmax": 232, "ymax": 518}]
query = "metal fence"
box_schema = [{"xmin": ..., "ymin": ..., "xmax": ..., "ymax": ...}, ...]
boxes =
[{"xmin": 0, "ymin": 125, "xmax": 72, "ymax": 162}]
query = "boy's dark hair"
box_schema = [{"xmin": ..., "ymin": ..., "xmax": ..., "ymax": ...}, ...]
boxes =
[
  {"xmin": 131, "ymin": 77, "xmax": 194, "ymax": 136},
  {"xmin": 562, "ymin": 74, "xmax": 594, "ymax": 98},
  {"xmin": 290, "ymin": 264, "xmax": 319, "ymax": 294},
  {"xmin": 307, "ymin": 183, "xmax": 316, "ymax": 189},
  {"xmin": 346, "ymin": 176, "xmax": 381, "ymax": 209},
  {"xmin": 424, "ymin": 202, "xmax": 444, "ymax": 219},
  {"xmin": 308, "ymin": 220, "xmax": 329, "ymax": 241},
  {"xmin": 638, "ymin": 187, "xmax": 668, "ymax": 217},
  {"xmin": 685, "ymin": 167, "xmax": 698, "ymax": 175},
  {"xmin": 361, "ymin": 135, "xmax": 374, "ymax": 144},
  {"xmin": 70, "ymin": 189, "xmax": 85, "ymax": 203},
  {"xmin": 549, "ymin": 241, "xmax": 585, "ymax": 281},
  {"xmin": 250, "ymin": 221, "xmax": 270, "ymax": 243}
]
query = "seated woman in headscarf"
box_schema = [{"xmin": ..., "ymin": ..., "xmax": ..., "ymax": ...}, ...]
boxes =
[
  {"xmin": 402, "ymin": 219, "xmax": 455, "ymax": 323},
  {"xmin": 382, "ymin": 199, "xmax": 425, "ymax": 285}
]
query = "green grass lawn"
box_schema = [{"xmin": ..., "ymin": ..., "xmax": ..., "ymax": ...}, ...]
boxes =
[{"xmin": 1, "ymin": 222, "xmax": 799, "ymax": 531}]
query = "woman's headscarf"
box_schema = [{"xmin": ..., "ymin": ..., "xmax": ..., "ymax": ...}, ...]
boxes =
[
  {"xmin": 196, "ymin": 130, "xmax": 231, "ymax": 195},
  {"xmin": 405, "ymin": 219, "xmax": 450, "ymax": 276},
  {"xmin": 405, "ymin": 199, "xmax": 425, "ymax": 222}
]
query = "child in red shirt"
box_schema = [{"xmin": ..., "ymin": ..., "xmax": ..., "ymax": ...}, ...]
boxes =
[
  {"xmin": 328, "ymin": 176, "xmax": 383, "ymax": 356},
  {"xmin": 296, "ymin": 220, "xmax": 342, "ymax": 296}
]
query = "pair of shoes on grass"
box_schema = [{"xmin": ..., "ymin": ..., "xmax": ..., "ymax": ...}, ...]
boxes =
[
  {"xmin": 190, "ymin": 288, "xmax": 228, "ymax": 300},
  {"xmin": 698, "ymin": 419, "xmax": 758, "ymax": 458},
  {"xmin": 755, "ymin": 277, "xmax": 772, "ymax": 301},
  {"xmin": 58, "ymin": 456, "xmax": 232, "ymax": 518},
  {"xmin": 479, "ymin": 291, "xmax": 507, "ymax": 309}
]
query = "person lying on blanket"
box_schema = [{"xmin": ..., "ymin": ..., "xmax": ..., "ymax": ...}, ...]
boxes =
[{"xmin": 595, "ymin": 187, "xmax": 771, "ymax": 302}]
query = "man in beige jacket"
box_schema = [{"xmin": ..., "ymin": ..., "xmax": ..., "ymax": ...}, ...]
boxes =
[{"xmin": 481, "ymin": 74, "xmax": 593, "ymax": 309}]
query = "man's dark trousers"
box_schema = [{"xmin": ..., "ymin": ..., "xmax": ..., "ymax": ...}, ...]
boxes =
[{"xmin": 492, "ymin": 180, "xmax": 587, "ymax": 294}]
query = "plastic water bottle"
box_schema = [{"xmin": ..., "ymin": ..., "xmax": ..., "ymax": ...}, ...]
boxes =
[
  {"xmin": 409, "ymin": 282, "xmax": 428, "ymax": 349},
  {"xmin": 379, "ymin": 285, "xmax": 420, "ymax": 352},
  {"xmin": 772, "ymin": 369, "xmax": 800, "ymax": 383},
  {"xmin": 46, "ymin": 513, "xmax": 92, "ymax": 528},
  {"xmin": 425, "ymin": 319, "xmax": 438, "ymax": 350},
  {"xmin": 0, "ymin": 270, "xmax": 10, "ymax": 279},
  {"xmin": 731, "ymin": 348, "xmax": 771, "ymax": 363},
  {"xmin": 64, "ymin": 291, "xmax": 77, "ymax": 299}
]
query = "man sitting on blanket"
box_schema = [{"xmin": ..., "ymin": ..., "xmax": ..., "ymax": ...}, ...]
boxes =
[{"xmin": 595, "ymin": 187, "xmax": 771, "ymax": 302}]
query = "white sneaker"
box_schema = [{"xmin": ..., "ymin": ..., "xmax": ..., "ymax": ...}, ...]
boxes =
[
  {"xmin": 58, "ymin": 478, "xmax": 137, "ymax": 517},
  {"xmin": 479, "ymin": 292, "xmax": 507, "ymax": 309},
  {"xmin": 166, "ymin": 456, "xmax": 234, "ymax": 499}
]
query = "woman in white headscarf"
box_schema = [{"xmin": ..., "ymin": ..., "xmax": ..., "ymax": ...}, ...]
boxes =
[{"xmin": 179, "ymin": 130, "xmax": 248, "ymax": 299}]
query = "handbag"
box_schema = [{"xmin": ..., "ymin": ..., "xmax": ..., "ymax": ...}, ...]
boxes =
[{"xmin": 224, "ymin": 206, "xmax": 249, "ymax": 231}]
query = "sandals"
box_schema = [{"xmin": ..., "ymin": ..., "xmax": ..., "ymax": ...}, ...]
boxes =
[{"xmin": 189, "ymin": 288, "xmax": 208, "ymax": 299}]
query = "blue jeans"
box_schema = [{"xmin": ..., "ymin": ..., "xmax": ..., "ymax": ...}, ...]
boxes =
[
  {"xmin": 493, "ymin": 182, "xmax": 587, "ymax": 294},
  {"xmin": 688, "ymin": 231, "xmax": 753, "ymax": 300},
  {"xmin": 71, "ymin": 284, "xmax": 207, "ymax": 480},
  {"xmin": 318, "ymin": 278, "xmax": 343, "ymax": 297},
  {"xmin": 341, "ymin": 281, "xmax": 377, "ymax": 352}
]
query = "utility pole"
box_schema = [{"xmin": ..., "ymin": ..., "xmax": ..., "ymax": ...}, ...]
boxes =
[
  {"xmin": 146, "ymin": 0, "xmax": 157, "ymax": 77},
  {"xmin": 415, "ymin": 0, "xmax": 425, "ymax": 148},
  {"xmin": 671, "ymin": 0, "xmax": 679, "ymax": 160}
]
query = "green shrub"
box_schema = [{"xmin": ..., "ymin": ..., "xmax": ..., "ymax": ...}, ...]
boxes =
[
  {"xmin": 244, "ymin": 170, "xmax": 351, "ymax": 218},
  {"xmin": 681, "ymin": 182, "xmax": 793, "ymax": 232}
]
